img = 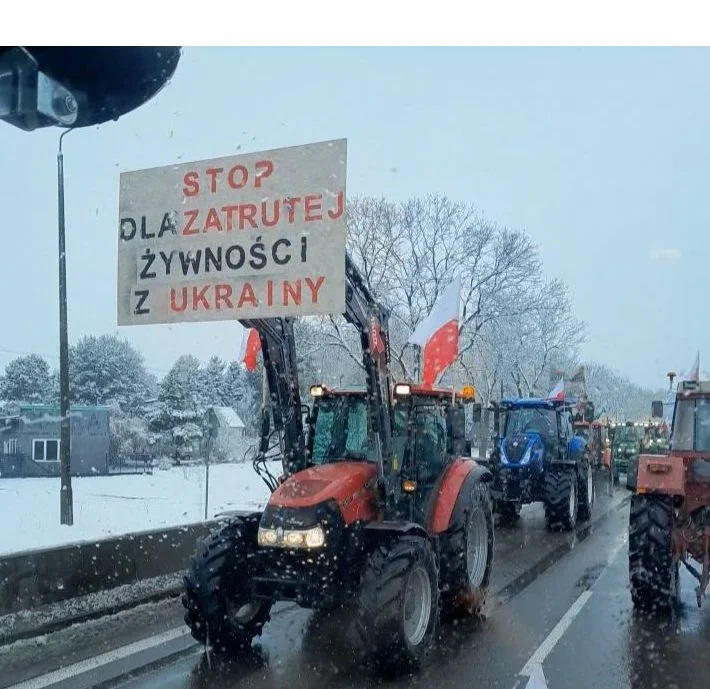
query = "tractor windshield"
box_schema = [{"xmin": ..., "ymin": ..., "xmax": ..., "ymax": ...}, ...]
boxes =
[
  {"xmin": 310, "ymin": 395, "xmax": 372, "ymax": 464},
  {"xmin": 504, "ymin": 408, "xmax": 558, "ymax": 446},
  {"xmin": 671, "ymin": 398, "xmax": 710, "ymax": 452}
]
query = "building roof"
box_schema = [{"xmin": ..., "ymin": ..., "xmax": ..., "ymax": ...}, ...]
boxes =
[{"xmin": 211, "ymin": 406, "xmax": 246, "ymax": 429}]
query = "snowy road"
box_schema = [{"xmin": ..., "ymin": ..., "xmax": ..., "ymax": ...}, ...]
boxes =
[
  {"xmin": 8, "ymin": 495, "xmax": 709, "ymax": 689},
  {"xmin": 0, "ymin": 475, "xmax": 656, "ymax": 689}
]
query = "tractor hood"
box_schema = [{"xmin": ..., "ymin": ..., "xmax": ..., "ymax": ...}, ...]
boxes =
[{"xmin": 269, "ymin": 462, "xmax": 378, "ymax": 510}]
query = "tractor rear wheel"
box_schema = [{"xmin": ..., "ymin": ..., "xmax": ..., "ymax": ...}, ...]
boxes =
[
  {"xmin": 629, "ymin": 495, "xmax": 678, "ymax": 611},
  {"xmin": 355, "ymin": 535, "xmax": 438, "ymax": 674},
  {"xmin": 182, "ymin": 517, "xmax": 271, "ymax": 653},
  {"xmin": 577, "ymin": 461, "xmax": 595, "ymax": 522},
  {"xmin": 544, "ymin": 467, "xmax": 578, "ymax": 530},
  {"xmin": 442, "ymin": 483, "xmax": 494, "ymax": 619}
]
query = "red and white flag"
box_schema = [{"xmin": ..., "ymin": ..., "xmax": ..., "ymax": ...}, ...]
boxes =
[
  {"xmin": 408, "ymin": 277, "xmax": 461, "ymax": 387},
  {"xmin": 239, "ymin": 328, "xmax": 261, "ymax": 372},
  {"xmin": 688, "ymin": 351, "xmax": 700, "ymax": 382},
  {"xmin": 547, "ymin": 377, "xmax": 565, "ymax": 401}
]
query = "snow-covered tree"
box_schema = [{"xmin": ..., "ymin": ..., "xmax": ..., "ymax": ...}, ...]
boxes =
[
  {"xmin": 222, "ymin": 360, "xmax": 261, "ymax": 436},
  {"xmin": 70, "ymin": 334, "xmax": 152, "ymax": 411},
  {"xmin": 108, "ymin": 402, "xmax": 151, "ymax": 468},
  {"xmin": 200, "ymin": 356, "xmax": 227, "ymax": 407},
  {"xmin": 149, "ymin": 355, "xmax": 204, "ymax": 462},
  {"xmin": 0, "ymin": 354, "xmax": 53, "ymax": 404}
]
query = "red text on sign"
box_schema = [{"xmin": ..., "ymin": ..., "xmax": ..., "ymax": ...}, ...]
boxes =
[
  {"xmin": 181, "ymin": 192, "xmax": 343, "ymax": 235},
  {"xmin": 182, "ymin": 160, "xmax": 275, "ymax": 197},
  {"xmin": 169, "ymin": 276, "xmax": 326, "ymax": 312}
]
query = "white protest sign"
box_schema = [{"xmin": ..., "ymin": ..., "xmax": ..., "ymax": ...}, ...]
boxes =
[{"xmin": 117, "ymin": 139, "xmax": 346, "ymax": 325}]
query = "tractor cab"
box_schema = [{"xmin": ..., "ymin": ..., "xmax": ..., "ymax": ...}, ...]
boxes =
[
  {"xmin": 304, "ymin": 382, "xmax": 480, "ymax": 524},
  {"xmin": 668, "ymin": 382, "xmax": 710, "ymax": 457},
  {"xmin": 308, "ymin": 386, "xmax": 374, "ymax": 464}
]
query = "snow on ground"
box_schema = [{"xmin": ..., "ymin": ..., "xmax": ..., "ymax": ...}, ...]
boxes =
[{"xmin": 0, "ymin": 461, "xmax": 279, "ymax": 556}]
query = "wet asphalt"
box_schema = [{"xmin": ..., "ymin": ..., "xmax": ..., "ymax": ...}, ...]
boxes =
[{"xmin": 6, "ymin": 476, "xmax": 709, "ymax": 689}]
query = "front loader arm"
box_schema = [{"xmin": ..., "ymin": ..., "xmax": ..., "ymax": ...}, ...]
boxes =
[
  {"xmin": 240, "ymin": 317, "xmax": 306, "ymax": 481},
  {"xmin": 343, "ymin": 255, "xmax": 394, "ymax": 478}
]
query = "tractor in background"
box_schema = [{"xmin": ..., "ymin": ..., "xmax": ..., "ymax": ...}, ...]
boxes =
[
  {"xmin": 485, "ymin": 397, "xmax": 591, "ymax": 530},
  {"xmin": 628, "ymin": 378, "xmax": 710, "ymax": 610}
]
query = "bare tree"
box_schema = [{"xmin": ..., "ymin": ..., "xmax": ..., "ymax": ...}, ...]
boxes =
[
  {"xmin": 507, "ymin": 280, "xmax": 586, "ymax": 397},
  {"xmin": 329, "ymin": 194, "xmax": 541, "ymax": 379}
]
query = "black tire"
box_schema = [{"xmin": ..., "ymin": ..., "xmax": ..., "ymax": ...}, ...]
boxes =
[
  {"xmin": 442, "ymin": 483, "xmax": 494, "ymax": 619},
  {"xmin": 182, "ymin": 517, "xmax": 271, "ymax": 653},
  {"xmin": 355, "ymin": 535, "xmax": 438, "ymax": 674},
  {"xmin": 629, "ymin": 495, "xmax": 678, "ymax": 611},
  {"xmin": 577, "ymin": 461, "xmax": 595, "ymax": 522},
  {"xmin": 544, "ymin": 467, "xmax": 578, "ymax": 530}
]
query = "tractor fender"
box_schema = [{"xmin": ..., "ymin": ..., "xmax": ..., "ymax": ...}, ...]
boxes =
[
  {"xmin": 547, "ymin": 459, "xmax": 578, "ymax": 467},
  {"xmin": 363, "ymin": 520, "xmax": 429, "ymax": 544},
  {"xmin": 211, "ymin": 510, "xmax": 262, "ymax": 534},
  {"xmin": 213, "ymin": 510, "xmax": 262, "ymax": 523},
  {"xmin": 429, "ymin": 459, "xmax": 492, "ymax": 535}
]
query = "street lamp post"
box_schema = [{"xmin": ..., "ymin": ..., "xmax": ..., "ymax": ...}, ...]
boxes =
[{"xmin": 58, "ymin": 130, "xmax": 73, "ymax": 526}]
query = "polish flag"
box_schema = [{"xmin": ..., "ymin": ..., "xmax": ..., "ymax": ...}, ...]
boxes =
[
  {"xmin": 547, "ymin": 378, "xmax": 565, "ymax": 401},
  {"xmin": 239, "ymin": 328, "xmax": 261, "ymax": 372},
  {"xmin": 688, "ymin": 351, "xmax": 700, "ymax": 382},
  {"xmin": 409, "ymin": 277, "xmax": 461, "ymax": 387},
  {"xmin": 369, "ymin": 318, "xmax": 385, "ymax": 355}
]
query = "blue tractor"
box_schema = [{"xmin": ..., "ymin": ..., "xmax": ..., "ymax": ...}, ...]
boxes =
[{"xmin": 486, "ymin": 398, "xmax": 593, "ymax": 530}]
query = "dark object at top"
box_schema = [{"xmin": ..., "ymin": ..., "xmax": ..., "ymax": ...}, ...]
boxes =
[{"xmin": 0, "ymin": 47, "xmax": 181, "ymax": 131}]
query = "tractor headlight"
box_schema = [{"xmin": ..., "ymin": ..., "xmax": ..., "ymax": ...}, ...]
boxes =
[
  {"xmin": 258, "ymin": 527, "xmax": 278, "ymax": 545},
  {"xmin": 258, "ymin": 525, "xmax": 326, "ymax": 549},
  {"xmin": 304, "ymin": 525, "xmax": 326, "ymax": 548}
]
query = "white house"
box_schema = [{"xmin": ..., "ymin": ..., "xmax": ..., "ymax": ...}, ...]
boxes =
[{"xmin": 204, "ymin": 406, "xmax": 247, "ymax": 461}]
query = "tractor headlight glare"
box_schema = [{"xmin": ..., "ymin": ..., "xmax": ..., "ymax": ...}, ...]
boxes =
[{"xmin": 304, "ymin": 526, "xmax": 326, "ymax": 548}]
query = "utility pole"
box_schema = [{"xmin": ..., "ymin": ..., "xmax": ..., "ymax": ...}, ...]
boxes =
[{"xmin": 58, "ymin": 130, "xmax": 73, "ymax": 525}]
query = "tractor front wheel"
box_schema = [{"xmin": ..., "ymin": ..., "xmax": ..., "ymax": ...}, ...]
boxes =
[
  {"xmin": 544, "ymin": 467, "xmax": 578, "ymax": 531},
  {"xmin": 629, "ymin": 495, "xmax": 678, "ymax": 612},
  {"xmin": 182, "ymin": 517, "xmax": 271, "ymax": 653},
  {"xmin": 355, "ymin": 535, "xmax": 438, "ymax": 674}
]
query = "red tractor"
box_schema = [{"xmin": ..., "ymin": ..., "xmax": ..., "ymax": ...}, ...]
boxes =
[
  {"xmin": 628, "ymin": 378, "xmax": 710, "ymax": 610},
  {"xmin": 182, "ymin": 257, "xmax": 494, "ymax": 672}
]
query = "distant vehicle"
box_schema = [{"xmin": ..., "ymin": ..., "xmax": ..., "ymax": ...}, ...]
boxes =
[
  {"xmin": 485, "ymin": 397, "xmax": 592, "ymax": 530},
  {"xmin": 628, "ymin": 379, "xmax": 710, "ymax": 610},
  {"xmin": 611, "ymin": 422, "xmax": 645, "ymax": 484},
  {"xmin": 611, "ymin": 420, "xmax": 669, "ymax": 486}
]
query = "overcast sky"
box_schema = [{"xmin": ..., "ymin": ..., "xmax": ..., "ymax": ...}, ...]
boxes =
[{"xmin": 0, "ymin": 47, "xmax": 707, "ymax": 387}]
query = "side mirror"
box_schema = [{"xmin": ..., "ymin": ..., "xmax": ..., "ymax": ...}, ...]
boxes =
[
  {"xmin": 470, "ymin": 403, "xmax": 482, "ymax": 423},
  {"xmin": 651, "ymin": 401, "xmax": 664, "ymax": 419},
  {"xmin": 259, "ymin": 409, "xmax": 271, "ymax": 453}
]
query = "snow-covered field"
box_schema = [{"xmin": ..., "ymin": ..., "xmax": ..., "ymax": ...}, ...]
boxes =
[{"xmin": 0, "ymin": 462, "xmax": 279, "ymax": 556}]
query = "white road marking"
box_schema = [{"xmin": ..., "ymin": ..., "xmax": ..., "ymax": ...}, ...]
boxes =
[
  {"xmin": 6, "ymin": 626, "xmax": 192, "ymax": 689},
  {"xmin": 520, "ymin": 590, "xmax": 593, "ymax": 676},
  {"xmin": 524, "ymin": 663, "xmax": 548, "ymax": 689}
]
